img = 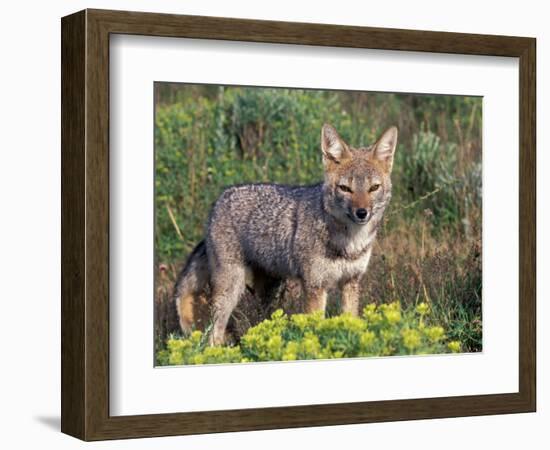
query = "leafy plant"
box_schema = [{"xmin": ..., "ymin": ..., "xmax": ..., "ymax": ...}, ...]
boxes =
[{"xmin": 157, "ymin": 301, "xmax": 462, "ymax": 366}]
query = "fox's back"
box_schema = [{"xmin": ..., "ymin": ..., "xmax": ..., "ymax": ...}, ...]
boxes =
[
  {"xmin": 211, "ymin": 182, "xmax": 322, "ymax": 222},
  {"xmin": 206, "ymin": 183, "xmax": 324, "ymax": 277}
]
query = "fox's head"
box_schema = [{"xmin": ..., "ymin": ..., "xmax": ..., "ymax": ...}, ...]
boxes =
[{"xmin": 321, "ymin": 123, "xmax": 398, "ymax": 226}]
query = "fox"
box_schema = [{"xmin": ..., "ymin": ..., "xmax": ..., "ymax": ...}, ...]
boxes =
[{"xmin": 173, "ymin": 123, "xmax": 398, "ymax": 345}]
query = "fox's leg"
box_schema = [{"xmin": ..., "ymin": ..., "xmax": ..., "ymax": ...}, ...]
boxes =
[
  {"xmin": 304, "ymin": 286, "xmax": 327, "ymax": 314},
  {"xmin": 209, "ymin": 264, "xmax": 246, "ymax": 345},
  {"xmin": 205, "ymin": 204, "xmax": 248, "ymax": 345},
  {"xmin": 340, "ymin": 277, "xmax": 361, "ymax": 316}
]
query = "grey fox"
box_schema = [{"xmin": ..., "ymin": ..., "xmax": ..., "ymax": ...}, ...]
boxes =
[{"xmin": 173, "ymin": 124, "xmax": 398, "ymax": 345}]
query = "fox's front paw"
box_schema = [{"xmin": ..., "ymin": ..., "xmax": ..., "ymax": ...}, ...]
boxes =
[{"xmin": 208, "ymin": 329, "xmax": 226, "ymax": 346}]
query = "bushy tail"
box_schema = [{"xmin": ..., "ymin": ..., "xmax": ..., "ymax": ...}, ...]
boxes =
[{"xmin": 173, "ymin": 240, "xmax": 209, "ymax": 334}]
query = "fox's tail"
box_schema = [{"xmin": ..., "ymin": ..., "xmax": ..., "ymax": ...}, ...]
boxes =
[{"xmin": 173, "ymin": 240, "xmax": 209, "ymax": 335}]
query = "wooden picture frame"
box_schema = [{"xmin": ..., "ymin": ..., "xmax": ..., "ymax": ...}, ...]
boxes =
[{"xmin": 61, "ymin": 8, "xmax": 536, "ymax": 441}]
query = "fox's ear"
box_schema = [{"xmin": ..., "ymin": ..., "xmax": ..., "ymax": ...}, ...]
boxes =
[
  {"xmin": 372, "ymin": 126, "xmax": 398, "ymax": 172},
  {"xmin": 321, "ymin": 124, "xmax": 351, "ymax": 165}
]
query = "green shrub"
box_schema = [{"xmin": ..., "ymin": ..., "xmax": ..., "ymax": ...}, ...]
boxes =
[
  {"xmin": 392, "ymin": 129, "xmax": 481, "ymax": 232},
  {"xmin": 157, "ymin": 301, "xmax": 462, "ymax": 366}
]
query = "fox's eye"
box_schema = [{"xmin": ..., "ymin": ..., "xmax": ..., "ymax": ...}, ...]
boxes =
[
  {"xmin": 369, "ymin": 184, "xmax": 380, "ymax": 192},
  {"xmin": 338, "ymin": 184, "xmax": 353, "ymax": 193}
]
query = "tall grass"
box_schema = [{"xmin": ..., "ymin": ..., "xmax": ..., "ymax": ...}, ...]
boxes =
[{"xmin": 154, "ymin": 84, "xmax": 482, "ymax": 356}]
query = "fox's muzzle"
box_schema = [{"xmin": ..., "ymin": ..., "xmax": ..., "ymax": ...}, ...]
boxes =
[
  {"xmin": 355, "ymin": 208, "xmax": 368, "ymax": 220},
  {"xmin": 347, "ymin": 207, "xmax": 370, "ymax": 225}
]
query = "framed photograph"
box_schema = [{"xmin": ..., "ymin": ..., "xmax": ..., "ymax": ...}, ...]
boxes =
[{"xmin": 61, "ymin": 9, "xmax": 536, "ymax": 440}]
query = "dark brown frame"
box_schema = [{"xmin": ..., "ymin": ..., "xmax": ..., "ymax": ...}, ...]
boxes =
[{"xmin": 61, "ymin": 8, "xmax": 536, "ymax": 441}]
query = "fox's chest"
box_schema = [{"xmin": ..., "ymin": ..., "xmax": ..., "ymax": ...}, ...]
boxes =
[{"xmin": 310, "ymin": 247, "xmax": 373, "ymax": 288}]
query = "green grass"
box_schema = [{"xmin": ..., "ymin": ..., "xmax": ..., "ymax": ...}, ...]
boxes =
[{"xmin": 154, "ymin": 84, "xmax": 483, "ymax": 363}]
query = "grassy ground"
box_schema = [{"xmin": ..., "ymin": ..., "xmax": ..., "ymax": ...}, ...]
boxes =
[{"xmin": 154, "ymin": 84, "xmax": 482, "ymax": 361}]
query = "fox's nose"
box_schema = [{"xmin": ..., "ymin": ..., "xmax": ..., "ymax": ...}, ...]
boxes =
[{"xmin": 355, "ymin": 208, "xmax": 368, "ymax": 220}]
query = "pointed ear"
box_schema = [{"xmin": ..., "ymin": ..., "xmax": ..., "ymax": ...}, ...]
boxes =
[
  {"xmin": 321, "ymin": 124, "xmax": 351, "ymax": 165},
  {"xmin": 372, "ymin": 126, "xmax": 398, "ymax": 172}
]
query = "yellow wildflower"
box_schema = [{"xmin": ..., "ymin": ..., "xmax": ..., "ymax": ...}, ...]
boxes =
[
  {"xmin": 424, "ymin": 326, "xmax": 445, "ymax": 343},
  {"xmin": 360, "ymin": 331, "xmax": 375, "ymax": 347},
  {"xmin": 448, "ymin": 341, "xmax": 461, "ymax": 353},
  {"xmin": 190, "ymin": 330, "xmax": 202, "ymax": 344},
  {"xmin": 415, "ymin": 302, "xmax": 430, "ymax": 315},
  {"xmin": 402, "ymin": 329, "xmax": 421, "ymax": 351}
]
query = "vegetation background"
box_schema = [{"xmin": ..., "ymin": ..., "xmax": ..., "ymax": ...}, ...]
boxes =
[{"xmin": 154, "ymin": 83, "xmax": 482, "ymax": 361}]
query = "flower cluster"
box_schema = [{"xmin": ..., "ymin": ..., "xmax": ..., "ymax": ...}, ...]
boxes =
[{"xmin": 157, "ymin": 301, "xmax": 462, "ymax": 366}]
